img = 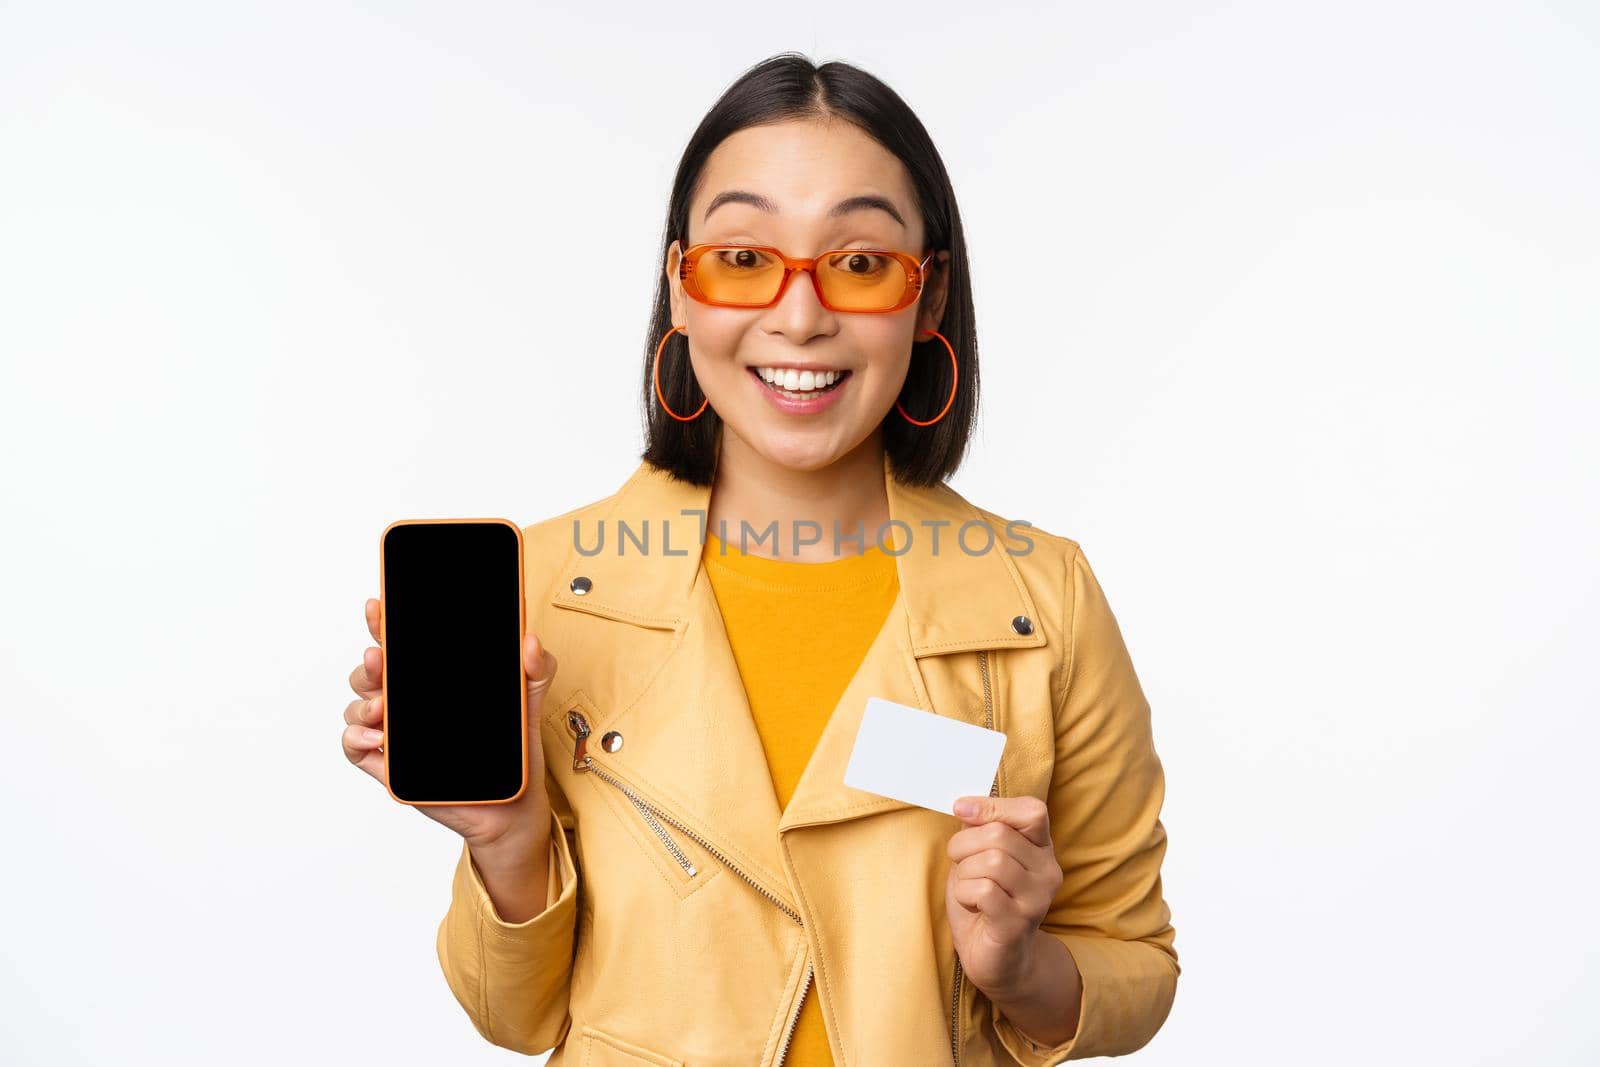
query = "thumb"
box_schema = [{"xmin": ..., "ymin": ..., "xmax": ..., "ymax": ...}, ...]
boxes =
[
  {"xmin": 524, "ymin": 632, "xmax": 559, "ymax": 705},
  {"xmin": 952, "ymin": 795, "xmax": 991, "ymax": 822}
]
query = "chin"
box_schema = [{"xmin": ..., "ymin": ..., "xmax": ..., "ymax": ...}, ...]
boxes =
[{"xmin": 751, "ymin": 432, "xmax": 850, "ymax": 474}]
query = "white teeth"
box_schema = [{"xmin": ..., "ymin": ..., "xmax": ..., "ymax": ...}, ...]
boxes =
[
  {"xmin": 753, "ymin": 366, "xmax": 846, "ymax": 398},
  {"xmin": 756, "ymin": 367, "xmax": 841, "ymax": 385}
]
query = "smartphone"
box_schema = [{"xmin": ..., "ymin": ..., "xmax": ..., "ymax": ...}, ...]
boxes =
[{"xmin": 379, "ymin": 518, "xmax": 528, "ymax": 805}]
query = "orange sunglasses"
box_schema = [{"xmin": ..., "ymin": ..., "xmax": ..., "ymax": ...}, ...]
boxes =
[{"xmin": 678, "ymin": 242, "xmax": 936, "ymax": 313}]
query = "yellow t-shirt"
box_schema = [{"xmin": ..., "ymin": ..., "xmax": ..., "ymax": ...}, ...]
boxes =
[{"xmin": 702, "ymin": 527, "xmax": 900, "ymax": 1067}]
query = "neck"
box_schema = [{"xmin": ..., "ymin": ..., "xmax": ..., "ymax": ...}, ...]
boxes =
[{"xmin": 706, "ymin": 426, "xmax": 891, "ymax": 562}]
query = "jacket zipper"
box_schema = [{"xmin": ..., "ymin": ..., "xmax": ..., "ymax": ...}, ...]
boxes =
[
  {"xmin": 565, "ymin": 708, "xmax": 813, "ymax": 1067},
  {"xmin": 950, "ymin": 649, "xmax": 999, "ymax": 1066},
  {"xmin": 566, "ymin": 710, "xmax": 699, "ymax": 877},
  {"xmin": 774, "ymin": 960, "xmax": 813, "ymax": 1067}
]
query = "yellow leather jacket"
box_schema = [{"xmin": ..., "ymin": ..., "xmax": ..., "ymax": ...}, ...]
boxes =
[{"xmin": 436, "ymin": 454, "xmax": 1179, "ymax": 1065}]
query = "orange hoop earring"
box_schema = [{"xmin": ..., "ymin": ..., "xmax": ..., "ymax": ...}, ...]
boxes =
[
  {"xmin": 653, "ymin": 324, "xmax": 709, "ymax": 422},
  {"xmin": 896, "ymin": 329, "xmax": 958, "ymax": 426}
]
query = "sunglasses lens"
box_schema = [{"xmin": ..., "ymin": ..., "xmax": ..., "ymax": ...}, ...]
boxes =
[
  {"xmin": 690, "ymin": 247, "xmax": 914, "ymax": 311},
  {"xmin": 817, "ymin": 251, "xmax": 912, "ymax": 311},
  {"xmin": 693, "ymin": 247, "xmax": 787, "ymax": 306}
]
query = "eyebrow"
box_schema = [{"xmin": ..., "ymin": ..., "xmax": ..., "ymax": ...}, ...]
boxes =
[{"xmin": 702, "ymin": 190, "xmax": 906, "ymax": 229}]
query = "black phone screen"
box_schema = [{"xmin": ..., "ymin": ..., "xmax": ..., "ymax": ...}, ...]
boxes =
[{"xmin": 381, "ymin": 520, "xmax": 525, "ymax": 804}]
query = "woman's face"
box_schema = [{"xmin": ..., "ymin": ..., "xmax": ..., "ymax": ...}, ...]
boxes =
[{"xmin": 666, "ymin": 118, "xmax": 950, "ymax": 474}]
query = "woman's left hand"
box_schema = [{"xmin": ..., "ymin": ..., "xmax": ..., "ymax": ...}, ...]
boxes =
[{"xmin": 944, "ymin": 794, "xmax": 1064, "ymax": 1000}]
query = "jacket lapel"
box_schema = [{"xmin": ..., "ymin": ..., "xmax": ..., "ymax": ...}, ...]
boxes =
[{"xmin": 545, "ymin": 450, "xmax": 1049, "ymax": 903}]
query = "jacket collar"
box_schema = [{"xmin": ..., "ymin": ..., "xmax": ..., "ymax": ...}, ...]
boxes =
[{"xmin": 550, "ymin": 450, "xmax": 1046, "ymax": 658}]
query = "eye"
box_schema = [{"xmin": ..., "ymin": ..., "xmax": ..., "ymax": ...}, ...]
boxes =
[
  {"xmin": 711, "ymin": 247, "xmax": 776, "ymax": 271},
  {"xmin": 826, "ymin": 251, "xmax": 891, "ymax": 276}
]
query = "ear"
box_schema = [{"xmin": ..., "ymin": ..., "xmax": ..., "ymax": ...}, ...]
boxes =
[
  {"xmin": 916, "ymin": 249, "xmax": 951, "ymax": 335},
  {"xmin": 666, "ymin": 240, "xmax": 687, "ymax": 328}
]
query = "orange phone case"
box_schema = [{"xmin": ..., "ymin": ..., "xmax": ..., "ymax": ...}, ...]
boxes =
[{"xmin": 378, "ymin": 517, "xmax": 529, "ymax": 806}]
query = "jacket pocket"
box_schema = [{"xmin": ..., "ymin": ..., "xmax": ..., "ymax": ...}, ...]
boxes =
[
  {"xmin": 584, "ymin": 757, "xmax": 719, "ymax": 896},
  {"xmin": 579, "ymin": 1023, "xmax": 684, "ymax": 1067},
  {"xmin": 559, "ymin": 694, "xmax": 720, "ymax": 899}
]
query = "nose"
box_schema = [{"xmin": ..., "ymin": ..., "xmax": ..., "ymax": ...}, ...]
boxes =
[{"xmin": 762, "ymin": 262, "xmax": 836, "ymax": 344}]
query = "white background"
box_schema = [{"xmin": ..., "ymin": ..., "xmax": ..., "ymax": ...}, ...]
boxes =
[{"xmin": 2, "ymin": 2, "xmax": 1595, "ymax": 1063}]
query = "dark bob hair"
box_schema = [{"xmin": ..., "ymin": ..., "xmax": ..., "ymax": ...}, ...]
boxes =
[{"xmin": 639, "ymin": 52, "xmax": 979, "ymax": 488}]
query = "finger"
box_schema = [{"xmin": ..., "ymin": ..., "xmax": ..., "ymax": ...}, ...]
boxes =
[
  {"xmin": 349, "ymin": 646, "xmax": 382, "ymax": 697},
  {"xmin": 950, "ymin": 872, "xmax": 1019, "ymax": 917},
  {"xmin": 951, "ymin": 795, "xmax": 1052, "ymax": 849},
  {"xmin": 342, "ymin": 721, "xmax": 387, "ymax": 769},
  {"xmin": 343, "ymin": 694, "xmax": 383, "ymax": 727},
  {"xmin": 947, "ymin": 820, "xmax": 1044, "ymax": 871},
  {"xmin": 365, "ymin": 597, "xmax": 382, "ymax": 644},
  {"xmin": 954, "ymin": 848, "xmax": 1028, "ymax": 899}
]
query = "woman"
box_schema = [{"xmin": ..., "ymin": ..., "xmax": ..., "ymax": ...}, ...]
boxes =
[{"xmin": 342, "ymin": 53, "xmax": 1178, "ymax": 1066}]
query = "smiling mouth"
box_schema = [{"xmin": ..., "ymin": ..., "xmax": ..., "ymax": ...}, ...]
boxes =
[{"xmin": 749, "ymin": 366, "xmax": 852, "ymax": 400}]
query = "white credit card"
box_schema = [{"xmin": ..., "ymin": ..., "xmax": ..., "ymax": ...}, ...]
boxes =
[{"xmin": 842, "ymin": 696, "xmax": 1007, "ymax": 815}]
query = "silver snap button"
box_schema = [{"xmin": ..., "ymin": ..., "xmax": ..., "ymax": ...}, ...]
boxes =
[
  {"xmin": 569, "ymin": 576, "xmax": 592, "ymax": 595},
  {"xmin": 601, "ymin": 730, "xmax": 624, "ymax": 753},
  {"xmin": 1011, "ymin": 614, "xmax": 1033, "ymax": 635}
]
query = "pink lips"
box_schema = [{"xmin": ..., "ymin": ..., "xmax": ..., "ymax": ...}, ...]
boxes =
[{"xmin": 748, "ymin": 367, "xmax": 851, "ymax": 415}]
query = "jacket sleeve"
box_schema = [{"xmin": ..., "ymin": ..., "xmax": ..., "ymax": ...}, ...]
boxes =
[
  {"xmin": 991, "ymin": 544, "xmax": 1180, "ymax": 1064},
  {"xmin": 435, "ymin": 768, "xmax": 581, "ymax": 1055}
]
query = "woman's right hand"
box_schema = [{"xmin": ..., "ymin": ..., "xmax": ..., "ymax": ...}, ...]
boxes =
[{"xmin": 342, "ymin": 597, "xmax": 560, "ymax": 866}]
